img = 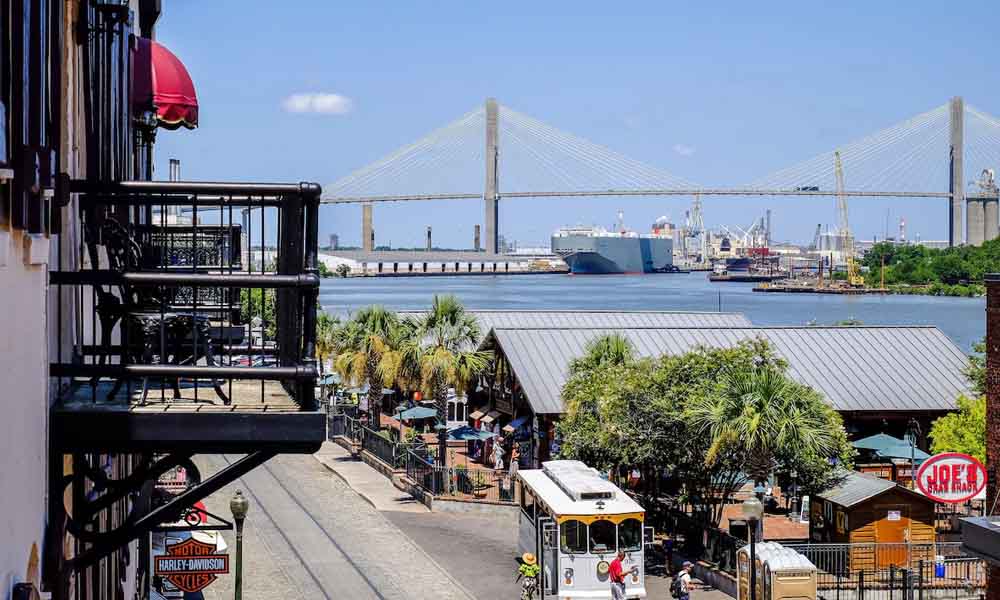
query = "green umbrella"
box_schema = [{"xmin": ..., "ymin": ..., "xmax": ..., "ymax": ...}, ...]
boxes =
[
  {"xmin": 852, "ymin": 433, "xmax": 907, "ymax": 452},
  {"xmin": 396, "ymin": 406, "xmax": 438, "ymax": 420}
]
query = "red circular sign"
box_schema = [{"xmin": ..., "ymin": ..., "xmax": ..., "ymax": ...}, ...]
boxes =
[{"xmin": 914, "ymin": 452, "xmax": 987, "ymax": 504}]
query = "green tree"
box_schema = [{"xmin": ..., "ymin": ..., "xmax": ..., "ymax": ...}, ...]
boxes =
[
  {"xmin": 929, "ymin": 395, "xmax": 986, "ymax": 463},
  {"xmin": 412, "ymin": 296, "xmax": 490, "ymax": 441},
  {"xmin": 333, "ymin": 306, "xmax": 407, "ymax": 418},
  {"xmin": 315, "ymin": 312, "xmax": 339, "ymax": 374},
  {"xmin": 336, "ymin": 263, "xmax": 350, "ymax": 278},
  {"xmin": 569, "ymin": 332, "xmax": 635, "ymax": 375},
  {"xmin": 687, "ymin": 366, "xmax": 852, "ymax": 493},
  {"xmin": 318, "ymin": 261, "xmax": 333, "ymax": 278},
  {"xmin": 240, "ymin": 288, "xmax": 276, "ymax": 338},
  {"xmin": 558, "ymin": 338, "xmax": 852, "ymax": 526}
]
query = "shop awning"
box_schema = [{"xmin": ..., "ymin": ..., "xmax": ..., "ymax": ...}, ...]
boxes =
[
  {"xmin": 132, "ymin": 37, "xmax": 199, "ymax": 130},
  {"xmin": 468, "ymin": 410, "xmax": 486, "ymax": 421},
  {"xmin": 502, "ymin": 416, "xmax": 529, "ymax": 433},
  {"xmin": 481, "ymin": 410, "xmax": 501, "ymax": 424}
]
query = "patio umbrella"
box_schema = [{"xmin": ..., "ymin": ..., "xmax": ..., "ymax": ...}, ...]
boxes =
[
  {"xmin": 852, "ymin": 433, "xmax": 908, "ymax": 452},
  {"xmin": 396, "ymin": 406, "xmax": 438, "ymax": 420},
  {"xmin": 319, "ymin": 373, "xmax": 338, "ymax": 385},
  {"xmin": 877, "ymin": 444, "xmax": 930, "ymax": 461},
  {"xmin": 448, "ymin": 425, "xmax": 497, "ymax": 441}
]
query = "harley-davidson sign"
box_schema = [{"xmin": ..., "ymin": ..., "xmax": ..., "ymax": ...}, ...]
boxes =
[
  {"xmin": 154, "ymin": 537, "xmax": 229, "ymax": 593},
  {"xmin": 915, "ymin": 452, "xmax": 987, "ymax": 504}
]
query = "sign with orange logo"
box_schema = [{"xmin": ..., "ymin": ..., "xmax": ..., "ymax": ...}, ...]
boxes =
[{"xmin": 154, "ymin": 537, "xmax": 229, "ymax": 593}]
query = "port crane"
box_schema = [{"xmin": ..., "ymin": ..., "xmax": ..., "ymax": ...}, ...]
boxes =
[{"xmin": 835, "ymin": 151, "xmax": 865, "ymax": 286}]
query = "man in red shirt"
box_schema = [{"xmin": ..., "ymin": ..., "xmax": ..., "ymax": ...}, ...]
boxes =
[{"xmin": 609, "ymin": 549, "xmax": 628, "ymax": 599}]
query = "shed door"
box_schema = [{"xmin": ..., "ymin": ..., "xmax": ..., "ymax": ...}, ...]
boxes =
[{"xmin": 874, "ymin": 504, "xmax": 909, "ymax": 568}]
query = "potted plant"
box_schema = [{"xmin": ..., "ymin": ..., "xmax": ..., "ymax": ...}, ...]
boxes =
[{"xmin": 472, "ymin": 470, "xmax": 490, "ymax": 499}]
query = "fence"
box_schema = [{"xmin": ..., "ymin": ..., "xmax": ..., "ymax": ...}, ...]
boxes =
[
  {"xmin": 783, "ymin": 543, "xmax": 968, "ymax": 576},
  {"xmin": 404, "ymin": 450, "xmax": 517, "ymax": 504},
  {"xmin": 327, "ymin": 405, "xmax": 358, "ymax": 438},
  {"xmin": 653, "ymin": 507, "xmax": 744, "ymax": 575},
  {"xmin": 805, "ymin": 563, "xmax": 986, "ymax": 600}
]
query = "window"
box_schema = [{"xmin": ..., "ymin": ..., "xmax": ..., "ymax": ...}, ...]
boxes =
[
  {"xmin": 589, "ymin": 520, "xmax": 616, "ymax": 554},
  {"xmin": 618, "ymin": 518, "xmax": 642, "ymax": 552},
  {"xmin": 447, "ymin": 402, "xmax": 456, "ymax": 422},
  {"xmin": 521, "ymin": 490, "xmax": 535, "ymax": 520},
  {"xmin": 560, "ymin": 520, "xmax": 587, "ymax": 554},
  {"xmin": 457, "ymin": 402, "xmax": 465, "ymax": 422}
]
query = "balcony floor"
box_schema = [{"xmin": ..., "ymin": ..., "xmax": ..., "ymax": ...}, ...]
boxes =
[
  {"xmin": 53, "ymin": 379, "xmax": 324, "ymax": 454},
  {"xmin": 59, "ymin": 378, "xmax": 301, "ymax": 412}
]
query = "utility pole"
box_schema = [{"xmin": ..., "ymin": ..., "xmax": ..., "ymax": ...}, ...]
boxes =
[
  {"xmin": 950, "ymin": 96, "xmax": 964, "ymax": 247},
  {"xmin": 484, "ymin": 98, "xmax": 499, "ymax": 254}
]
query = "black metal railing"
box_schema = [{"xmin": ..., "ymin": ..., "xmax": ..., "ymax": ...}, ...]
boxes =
[
  {"xmin": 813, "ymin": 563, "xmax": 986, "ymax": 600},
  {"xmin": 50, "ymin": 180, "xmax": 321, "ymax": 411},
  {"xmin": 660, "ymin": 508, "xmax": 743, "ymax": 575}
]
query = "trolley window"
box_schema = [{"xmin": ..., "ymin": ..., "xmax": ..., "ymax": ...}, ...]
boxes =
[
  {"xmin": 589, "ymin": 520, "xmax": 617, "ymax": 554},
  {"xmin": 618, "ymin": 518, "xmax": 642, "ymax": 552},
  {"xmin": 560, "ymin": 519, "xmax": 588, "ymax": 554}
]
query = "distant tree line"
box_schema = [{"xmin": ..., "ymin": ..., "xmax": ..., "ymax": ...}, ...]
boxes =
[{"xmin": 861, "ymin": 240, "xmax": 1000, "ymax": 295}]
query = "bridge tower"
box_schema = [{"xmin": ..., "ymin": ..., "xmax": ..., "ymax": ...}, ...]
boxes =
[
  {"xmin": 949, "ymin": 96, "xmax": 964, "ymax": 247},
  {"xmin": 484, "ymin": 98, "xmax": 499, "ymax": 254}
]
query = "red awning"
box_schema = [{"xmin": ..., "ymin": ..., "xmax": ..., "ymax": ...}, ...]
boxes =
[{"xmin": 132, "ymin": 37, "xmax": 198, "ymax": 130}]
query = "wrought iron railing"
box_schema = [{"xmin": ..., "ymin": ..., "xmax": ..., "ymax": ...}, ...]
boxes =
[{"xmin": 49, "ymin": 180, "xmax": 321, "ymax": 411}]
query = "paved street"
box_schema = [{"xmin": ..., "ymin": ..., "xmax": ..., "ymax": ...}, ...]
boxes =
[
  {"xmin": 197, "ymin": 453, "xmax": 474, "ymax": 600},
  {"xmin": 194, "ymin": 447, "xmax": 733, "ymax": 600}
]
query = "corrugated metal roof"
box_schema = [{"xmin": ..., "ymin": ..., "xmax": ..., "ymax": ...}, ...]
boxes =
[
  {"xmin": 817, "ymin": 471, "xmax": 906, "ymax": 508},
  {"xmin": 398, "ymin": 309, "xmax": 752, "ymax": 333},
  {"xmin": 485, "ymin": 327, "xmax": 971, "ymax": 415}
]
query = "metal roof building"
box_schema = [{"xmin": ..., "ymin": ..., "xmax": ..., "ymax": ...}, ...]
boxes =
[
  {"xmin": 482, "ymin": 326, "xmax": 971, "ymax": 415},
  {"xmin": 398, "ymin": 309, "xmax": 751, "ymax": 334}
]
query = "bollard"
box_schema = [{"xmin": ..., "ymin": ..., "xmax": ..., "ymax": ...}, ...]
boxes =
[{"xmin": 858, "ymin": 569, "xmax": 865, "ymax": 600}]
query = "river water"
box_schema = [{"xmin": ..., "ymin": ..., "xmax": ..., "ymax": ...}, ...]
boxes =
[{"xmin": 319, "ymin": 273, "xmax": 986, "ymax": 352}]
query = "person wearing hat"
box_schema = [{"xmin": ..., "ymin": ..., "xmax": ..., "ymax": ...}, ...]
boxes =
[
  {"xmin": 674, "ymin": 561, "xmax": 695, "ymax": 600},
  {"xmin": 517, "ymin": 553, "xmax": 540, "ymax": 599}
]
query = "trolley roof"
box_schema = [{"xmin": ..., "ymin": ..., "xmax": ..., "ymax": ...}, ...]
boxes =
[{"xmin": 517, "ymin": 460, "xmax": 644, "ymax": 516}]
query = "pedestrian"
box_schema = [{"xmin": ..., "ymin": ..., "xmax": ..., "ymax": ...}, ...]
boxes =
[
  {"xmin": 491, "ymin": 439, "xmax": 505, "ymax": 470},
  {"xmin": 516, "ymin": 552, "xmax": 540, "ymax": 599},
  {"xmin": 608, "ymin": 549, "xmax": 628, "ymax": 600},
  {"xmin": 509, "ymin": 444, "xmax": 520, "ymax": 477},
  {"xmin": 671, "ymin": 561, "xmax": 694, "ymax": 600}
]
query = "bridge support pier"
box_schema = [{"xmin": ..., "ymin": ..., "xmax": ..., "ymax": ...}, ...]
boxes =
[
  {"xmin": 362, "ymin": 203, "xmax": 374, "ymax": 251},
  {"xmin": 484, "ymin": 98, "xmax": 499, "ymax": 254},
  {"xmin": 950, "ymin": 96, "xmax": 964, "ymax": 247}
]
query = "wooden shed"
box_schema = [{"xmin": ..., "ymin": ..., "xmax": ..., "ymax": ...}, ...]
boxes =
[{"xmin": 809, "ymin": 471, "xmax": 936, "ymax": 572}]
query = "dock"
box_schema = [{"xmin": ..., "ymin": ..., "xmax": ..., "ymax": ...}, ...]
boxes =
[
  {"xmin": 709, "ymin": 273, "xmax": 787, "ymax": 283},
  {"xmin": 754, "ymin": 283, "xmax": 890, "ymax": 295}
]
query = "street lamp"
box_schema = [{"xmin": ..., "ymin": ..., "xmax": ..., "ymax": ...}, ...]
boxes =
[
  {"xmin": 742, "ymin": 496, "xmax": 765, "ymax": 600},
  {"xmin": 905, "ymin": 418, "xmax": 921, "ymax": 489},
  {"xmin": 230, "ymin": 490, "xmax": 249, "ymax": 600},
  {"xmin": 789, "ymin": 469, "xmax": 799, "ymax": 521}
]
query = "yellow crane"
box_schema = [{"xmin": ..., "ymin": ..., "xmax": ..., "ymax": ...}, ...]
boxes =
[{"xmin": 835, "ymin": 151, "xmax": 865, "ymax": 286}]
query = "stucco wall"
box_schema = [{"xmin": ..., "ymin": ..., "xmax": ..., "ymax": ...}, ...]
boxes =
[{"xmin": 0, "ymin": 230, "xmax": 50, "ymax": 596}]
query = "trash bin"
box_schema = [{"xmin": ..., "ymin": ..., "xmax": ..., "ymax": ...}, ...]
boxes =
[
  {"xmin": 737, "ymin": 542, "xmax": 817, "ymax": 600},
  {"xmin": 934, "ymin": 555, "xmax": 945, "ymax": 578}
]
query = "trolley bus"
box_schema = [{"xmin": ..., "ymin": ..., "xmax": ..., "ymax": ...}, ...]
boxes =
[{"xmin": 517, "ymin": 460, "xmax": 653, "ymax": 598}]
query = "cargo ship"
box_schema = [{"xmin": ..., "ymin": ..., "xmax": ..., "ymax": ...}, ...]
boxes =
[{"xmin": 551, "ymin": 214, "xmax": 674, "ymax": 274}]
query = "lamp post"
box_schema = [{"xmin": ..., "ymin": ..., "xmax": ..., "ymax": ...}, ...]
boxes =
[
  {"xmin": 789, "ymin": 469, "xmax": 798, "ymax": 521},
  {"xmin": 906, "ymin": 418, "xmax": 921, "ymax": 489},
  {"xmin": 743, "ymin": 496, "xmax": 765, "ymax": 600},
  {"xmin": 230, "ymin": 490, "xmax": 249, "ymax": 600}
]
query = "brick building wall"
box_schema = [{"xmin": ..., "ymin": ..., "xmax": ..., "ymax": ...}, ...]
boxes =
[{"xmin": 984, "ymin": 276, "xmax": 1000, "ymax": 600}]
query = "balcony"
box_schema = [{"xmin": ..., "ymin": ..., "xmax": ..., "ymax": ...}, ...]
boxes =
[{"xmin": 49, "ymin": 180, "xmax": 325, "ymax": 454}]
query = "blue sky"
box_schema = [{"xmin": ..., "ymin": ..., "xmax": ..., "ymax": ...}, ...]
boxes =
[{"xmin": 155, "ymin": 1, "xmax": 1000, "ymax": 247}]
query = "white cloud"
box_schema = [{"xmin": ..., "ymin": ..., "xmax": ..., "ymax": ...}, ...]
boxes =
[
  {"xmin": 673, "ymin": 144, "xmax": 695, "ymax": 157},
  {"xmin": 282, "ymin": 93, "xmax": 353, "ymax": 115}
]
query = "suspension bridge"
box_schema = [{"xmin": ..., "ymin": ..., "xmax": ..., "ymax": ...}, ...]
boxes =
[{"xmin": 323, "ymin": 97, "xmax": 1000, "ymax": 253}]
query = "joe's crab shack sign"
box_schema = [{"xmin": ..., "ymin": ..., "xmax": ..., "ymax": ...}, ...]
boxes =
[{"xmin": 915, "ymin": 452, "xmax": 987, "ymax": 504}]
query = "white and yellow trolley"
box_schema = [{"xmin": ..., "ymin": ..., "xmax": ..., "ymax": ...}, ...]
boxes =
[{"xmin": 517, "ymin": 460, "xmax": 653, "ymax": 599}]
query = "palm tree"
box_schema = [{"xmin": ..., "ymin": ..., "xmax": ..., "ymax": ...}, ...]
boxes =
[
  {"xmin": 315, "ymin": 312, "xmax": 339, "ymax": 375},
  {"xmin": 569, "ymin": 333, "xmax": 634, "ymax": 375},
  {"xmin": 333, "ymin": 306, "xmax": 405, "ymax": 426},
  {"xmin": 413, "ymin": 295, "xmax": 491, "ymax": 464},
  {"xmin": 687, "ymin": 366, "xmax": 839, "ymax": 487}
]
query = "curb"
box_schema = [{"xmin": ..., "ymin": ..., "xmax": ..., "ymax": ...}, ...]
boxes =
[
  {"xmin": 312, "ymin": 453, "xmax": 379, "ymax": 510},
  {"xmin": 311, "ymin": 451, "xmax": 478, "ymax": 599}
]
